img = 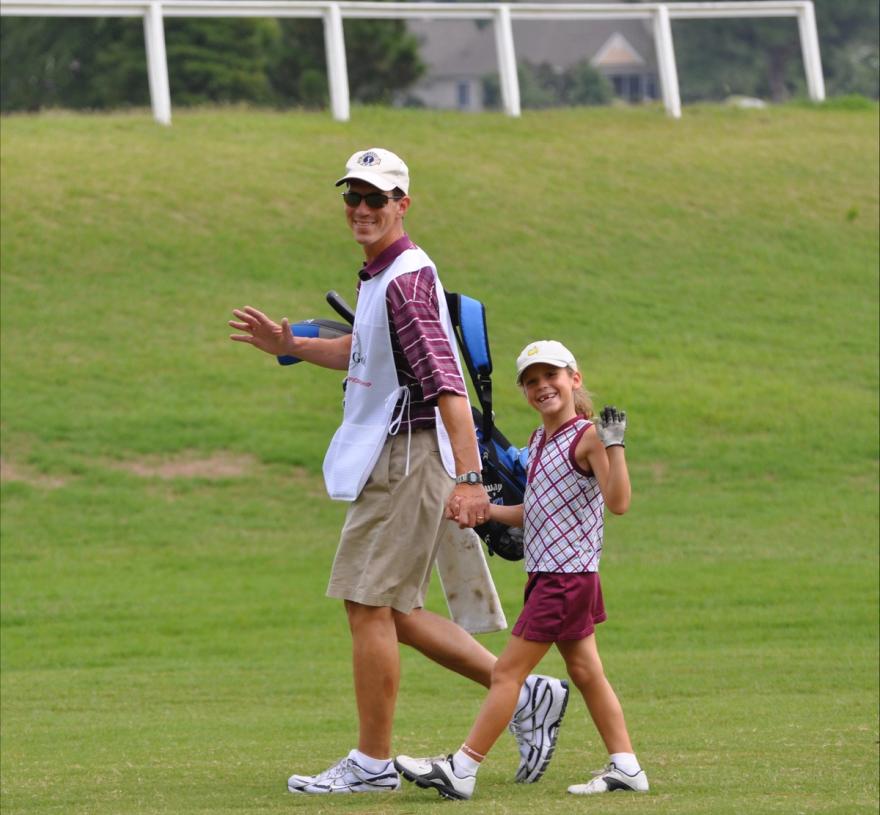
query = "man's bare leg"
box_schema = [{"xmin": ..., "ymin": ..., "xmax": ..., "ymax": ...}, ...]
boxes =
[
  {"xmin": 346, "ymin": 600, "xmax": 400, "ymax": 758},
  {"xmin": 393, "ymin": 607, "xmax": 495, "ymax": 687}
]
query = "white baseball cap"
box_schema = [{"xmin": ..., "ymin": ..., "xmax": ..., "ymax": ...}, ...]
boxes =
[
  {"xmin": 515, "ymin": 340, "xmax": 578, "ymax": 383},
  {"xmin": 335, "ymin": 148, "xmax": 410, "ymax": 194}
]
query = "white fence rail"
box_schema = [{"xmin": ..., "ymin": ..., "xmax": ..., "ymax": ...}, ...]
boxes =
[{"xmin": 0, "ymin": 0, "xmax": 825, "ymax": 125}]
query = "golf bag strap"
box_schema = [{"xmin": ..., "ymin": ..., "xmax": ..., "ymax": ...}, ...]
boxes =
[{"xmin": 445, "ymin": 291, "xmax": 494, "ymax": 441}]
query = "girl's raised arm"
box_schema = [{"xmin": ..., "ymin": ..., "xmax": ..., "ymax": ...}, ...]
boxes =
[{"xmin": 575, "ymin": 407, "xmax": 631, "ymax": 515}]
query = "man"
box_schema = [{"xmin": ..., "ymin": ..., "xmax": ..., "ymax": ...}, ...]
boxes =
[{"xmin": 229, "ymin": 147, "xmax": 568, "ymax": 795}]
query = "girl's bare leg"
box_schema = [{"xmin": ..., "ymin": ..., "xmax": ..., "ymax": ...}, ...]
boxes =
[
  {"xmin": 463, "ymin": 635, "xmax": 552, "ymax": 757},
  {"xmin": 557, "ymin": 634, "xmax": 633, "ymax": 754}
]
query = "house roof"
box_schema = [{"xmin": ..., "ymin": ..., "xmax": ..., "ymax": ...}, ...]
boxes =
[{"xmin": 592, "ymin": 31, "xmax": 646, "ymax": 67}]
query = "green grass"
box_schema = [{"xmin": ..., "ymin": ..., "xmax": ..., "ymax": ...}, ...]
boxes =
[{"xmin": 2, "ymin": 103, "xmax": 878, "ymax": 814}]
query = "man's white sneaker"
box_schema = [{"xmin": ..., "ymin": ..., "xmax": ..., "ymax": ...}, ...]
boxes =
[
  {"xmin": 395, "ymin": 754, "xmax": 476, "ymax": 800},
  {"xmin": 287, "ymin": 752, "xmax": 400, "ymax": 794},
  {"xmin": 509, "ymin": 675, "xmax": 570, "ymax": 783},
  {"xmin": 567, "ymin": 762, "xmax": 649, "ymax": 795},
  {"xmin": 286, "ymin": 771, "xmax": 314, "ymax": 790}
]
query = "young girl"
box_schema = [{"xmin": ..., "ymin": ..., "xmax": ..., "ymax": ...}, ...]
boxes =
[{"xmin": 395, "ymin": 340, "xmax": 648, "ymax": 799}]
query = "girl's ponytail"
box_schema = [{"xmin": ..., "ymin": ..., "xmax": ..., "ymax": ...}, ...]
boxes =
[{"xmin": 570, "ymin": 367, "xmax": 594, "ymax": 419}]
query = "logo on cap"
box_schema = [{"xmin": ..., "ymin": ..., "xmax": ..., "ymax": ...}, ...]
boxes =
[
  {"xmin": 358, "ymin": 151, "xmax": 380, "ymax": 167},
  {"xmin": 527, "ymin": 346, "xmax": 539, "ymax": 356}
]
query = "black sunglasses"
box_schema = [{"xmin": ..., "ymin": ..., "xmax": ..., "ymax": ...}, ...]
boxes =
[{"xmin": 342, "ymin": 190, "xmax": 403, "ymax": 209}]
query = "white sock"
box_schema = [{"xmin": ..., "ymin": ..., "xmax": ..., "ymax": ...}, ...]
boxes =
[
  {"xmin": 610, "ymin": 752, "xmax": 641, "ymax": 775},
  {"xmin": 351, "ymin": 749, "xmax": 391, "ymax": 773},
  {"xmin": 452, "ymin": 749, "xmax": 481, "ymax": 776}
]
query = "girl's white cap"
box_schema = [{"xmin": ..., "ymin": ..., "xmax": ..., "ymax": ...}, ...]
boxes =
[{"xmin": 515, "ymin": 340, "xmax": 578, "ymax": 383}]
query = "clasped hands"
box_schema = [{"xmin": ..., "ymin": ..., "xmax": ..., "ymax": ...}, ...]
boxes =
[{"xmin": 445, "ymin": 484, "xmax": 491, "ymax": 529}]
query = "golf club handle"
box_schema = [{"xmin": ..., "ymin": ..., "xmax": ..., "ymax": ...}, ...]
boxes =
[{"xmin": 326, "ymin": 290, "xmax": 355, "ymax": 325}]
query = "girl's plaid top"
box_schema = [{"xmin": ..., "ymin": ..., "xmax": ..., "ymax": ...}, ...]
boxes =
[{"xmin": 523, "ymin": 417, "xmax": 605, "ymax": 573}]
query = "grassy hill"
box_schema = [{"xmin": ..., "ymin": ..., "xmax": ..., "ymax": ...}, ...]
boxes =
[{"xmin": 1, "ymin": 103, "xmax": 878, "ymax": 815}]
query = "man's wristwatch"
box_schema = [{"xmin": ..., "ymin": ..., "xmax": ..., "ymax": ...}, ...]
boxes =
[{"xmin": 455, "ymin": 471, "xmax": 483, "ymax": 485}]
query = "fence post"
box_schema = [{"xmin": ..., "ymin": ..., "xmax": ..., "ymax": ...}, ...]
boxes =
[
  {"xmin": 797, "ymin": 1, "xmax": 825, "ymax": 102},
  {"xmin": 323, "ymin": 2, "xmax": 350, "ymax": 122},
  {"xmin": 494, "ymin": 4, "xmax": 520, "ymax": 117},
  {"xmin": 653, "ymin": 4, "xmax": 681, "ymax": 118},
  {"xmin": 143, "ymin": 1, "xmax": 171, "ymax": 125}
]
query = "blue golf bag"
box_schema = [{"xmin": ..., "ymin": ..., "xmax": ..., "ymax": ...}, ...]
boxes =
[{"xmin": 445, "ymin": 292, "xmax": 526, "ymax": 560}]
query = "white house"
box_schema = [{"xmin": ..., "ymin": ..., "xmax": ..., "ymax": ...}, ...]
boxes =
[{"xmin": 401, "ymin": 16, "xmax": 659, "ymax": 111}]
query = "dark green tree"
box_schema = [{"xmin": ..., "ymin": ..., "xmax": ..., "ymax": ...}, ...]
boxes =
[
  {"xmin": 1, "ymin": 18, "xmax": 144, "ymax": 111},
  {"xmin": 671, "ymin": 0, "xmax": 879, "ymax": 101},
  {"xmin": 817, "ymin": 0, "xmax": 879, "ymax": 97},
  {"xmin": 268, "ymin": 19, "xmax": 423, "ymax": 107},
  {"xmin": 2, "ymin": 17, "xmax": 280, "ymax": 111},
  {"xmin": 1, "ymin": 14, "xmax": 422, "ymax": 112},
  {"xmin": 483, "ymin": 59, "xmax": 612, "ymax": 109},
  {"xmin": 164, "ymin": 19, "xmax": 279, "ymax": 105},
  {"xmin": 568, "ymin": 60, "xmax": 615, "ymax": 105}
]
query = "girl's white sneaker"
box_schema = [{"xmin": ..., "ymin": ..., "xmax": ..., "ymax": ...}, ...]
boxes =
[
  {"xmin": 394, "ymin": 754, "xmax": 476, "ymax": 800},
  {"xmin": 567, "ymin": 762, "xmax": 649, "ymax": 794}
]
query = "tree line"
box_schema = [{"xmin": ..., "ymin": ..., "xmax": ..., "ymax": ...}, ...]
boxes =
[
  {"xmin": 673, "ymin": 0, "xmax": 878, "ymax": 102},
  {"xmin": 0, "ymin": 18, "xmax": 423, "ymax": 111},
  {"xmin": 0, "ymin": 0, "xmax": 876, "ymax": 113}
]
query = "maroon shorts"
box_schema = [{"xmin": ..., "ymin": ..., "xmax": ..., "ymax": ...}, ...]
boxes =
[{"xmin": 511, "ymin": 572, "xmax": 607, "ymax": 642}]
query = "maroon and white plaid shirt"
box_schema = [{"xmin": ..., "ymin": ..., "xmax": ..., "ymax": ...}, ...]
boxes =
[
  {"xmin": 523, "ymin": 417, "xmax": 605, "ymax": 573},
  {"xmin": 356, "ymin": 234, "xmax": 467, "ymax": 431}
]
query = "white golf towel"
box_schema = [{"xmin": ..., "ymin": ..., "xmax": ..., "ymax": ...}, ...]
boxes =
[{"xmin": 435, "ymin": 524, "xmax": 507, "ymax": 634}]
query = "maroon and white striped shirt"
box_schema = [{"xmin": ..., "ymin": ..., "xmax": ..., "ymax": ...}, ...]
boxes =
[
  {"xmin": 356, "ymin": 234, "xmax": 467, "ymax": 431},
  {"xmin": 523, "ymin": 417, "xmax": 605, "ymax": 573}
]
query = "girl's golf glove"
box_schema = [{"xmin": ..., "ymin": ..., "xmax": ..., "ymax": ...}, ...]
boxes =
[{"xmin": 597, "ymin": 405, "xmax": 627, "ymax": 448}]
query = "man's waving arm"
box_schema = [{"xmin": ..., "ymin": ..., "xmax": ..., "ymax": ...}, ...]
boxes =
[{"xmin": 229, "ymin": 306, "xmax": 351, "ymax": 371}]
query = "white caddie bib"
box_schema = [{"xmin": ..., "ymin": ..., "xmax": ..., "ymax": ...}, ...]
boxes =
[{"xmin": 322, "ymin": 248, "xmax": 464, "ymax": 501}]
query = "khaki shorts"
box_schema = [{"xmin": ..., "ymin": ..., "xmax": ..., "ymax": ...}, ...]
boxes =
[{"xmin": 326, "ymin": 429, "xmax": 455, "ymax": 613}]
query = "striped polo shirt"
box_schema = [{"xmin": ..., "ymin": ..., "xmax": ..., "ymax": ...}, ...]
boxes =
[
  {"xmin": 523, "ymin": 417, "xmax": 605, "ymax": 573},
  {"xmin": 357, "ymin": 234, "xmax": 467, "ymax": 431}
]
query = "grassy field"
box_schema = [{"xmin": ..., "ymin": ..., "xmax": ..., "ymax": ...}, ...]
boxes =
[{"xmin": 1, "ymin": 102, "xmax": 878, "ymax": 815}]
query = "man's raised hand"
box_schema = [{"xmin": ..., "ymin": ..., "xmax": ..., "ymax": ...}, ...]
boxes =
[{"xmin": 229, "ymin": 306, "xmax": 292, "ymax": 357}]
